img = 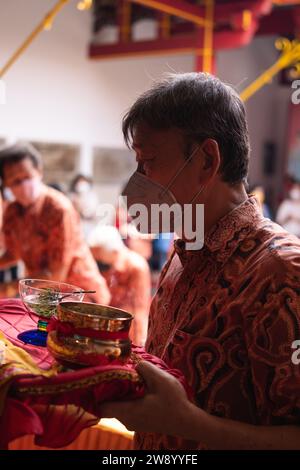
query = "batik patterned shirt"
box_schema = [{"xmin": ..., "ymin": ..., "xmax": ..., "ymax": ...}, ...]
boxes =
[{"xmin": 136, "ymin": 197, "xmax": 300, "ymax": 450}]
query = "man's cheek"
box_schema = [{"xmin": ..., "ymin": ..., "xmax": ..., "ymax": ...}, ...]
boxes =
[{"xmin": 11, "ymin": 188, "xmax": 25, "ymax": 201}]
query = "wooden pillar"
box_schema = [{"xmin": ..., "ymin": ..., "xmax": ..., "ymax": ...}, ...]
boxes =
[
  {"xmin": 118, "ymin": 0, "xmax": 132, "ymax": 43},
  {"xmin": 202, "ymin": 0, "xmax": 214, "ymax": 73},
  {"xmin": 158, "ymin": 12, "xmax": 171, "ymax": 39}
]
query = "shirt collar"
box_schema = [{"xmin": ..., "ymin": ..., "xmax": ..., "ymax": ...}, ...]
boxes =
[{"xmin": 174, "ymin": 197, "xmax": 263, "ymax": 265}]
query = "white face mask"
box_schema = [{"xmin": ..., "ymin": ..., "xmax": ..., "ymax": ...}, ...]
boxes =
[
  {"xmin": 290, "ymin": 187, "xmax": 300, "ymax": 201},
  {"xmin": 75, "ymin": 181, "xmax": 91, "ymax": 194},
  {"xmin": 122, "ymin": 146, "xmax": 205, "ymax": 236},
  {"xmin": 12, "ymin": 177, "xmax": 42, "ymax": 207}
]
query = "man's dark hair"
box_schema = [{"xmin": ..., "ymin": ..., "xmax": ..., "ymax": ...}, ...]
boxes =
[
  {"xmin": 122, "ymin": 72, "xmax": 250, "ymax": 184},
  {"xmin": 0, "ymin": 142, "xmax": 42, "ymax": 182}
]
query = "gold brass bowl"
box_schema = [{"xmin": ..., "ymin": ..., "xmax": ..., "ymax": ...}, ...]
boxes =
[
  {"xmin": 57, "ymin": 302, "xmax": 133, "ymax": 332},
  {"xmin": 47, "ymin": 331, "xmax": 132, "ymax": 367},
  {"xmin": 47, "ymin": 302, "xmax": 134, "ymax": 368}
]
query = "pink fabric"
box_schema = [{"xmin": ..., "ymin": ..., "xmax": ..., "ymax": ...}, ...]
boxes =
[
  {"xmin": 0, "ymin": 298, "xmax": 53, "ymax": 369},
  {"xmin": 0, "ymin": 299, "xmax": 191, "ymax": 449}
]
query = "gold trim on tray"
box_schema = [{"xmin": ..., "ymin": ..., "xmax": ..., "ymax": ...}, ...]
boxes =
[{"xmin": 16, "ymin": 369, "xmax": 143, "ymax": 396}]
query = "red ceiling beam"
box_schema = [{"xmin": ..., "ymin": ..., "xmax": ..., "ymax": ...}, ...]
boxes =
[
  {"xmin": 129, "ymin": 0, "xmax": 273, "ymax": 24},
  {"xmin": 129, "ymin": 0, "xmax": 209, "ymax": 27},
  {"xmin": 273, "ymin": 0, "xmax": 300, "ymax": 4},
  {"xmin": 89, "ymin": 0, "xmax": 285, "ymax": 62},
  {"xmin": 293, "ymin": 5, "xmax": 300, "ymax": 29},
  {"xmin": 214, "ymin": 21, "xmax": 259, "ymax": 49},
  {"xmin": 257, "ymin": 5, "xmax": 300, "ymax": 35},
  {"xmin": 90, "ymin": 34, "xmax": 196, "ymax": 59},
  {"xmin": 212, "ymin": 0, "xmax": 273, "ymax": 17},
  {"xmin": 89, "ymin": 22, "xmax": 259, "ymax": 61}
]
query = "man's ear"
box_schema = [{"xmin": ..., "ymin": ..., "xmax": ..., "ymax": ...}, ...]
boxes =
[{"xmin": 201, "ymin": 139, "xmax": 221, "ymax": 175}]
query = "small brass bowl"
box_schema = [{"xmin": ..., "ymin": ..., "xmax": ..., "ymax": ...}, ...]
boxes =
[
  {"xmin": 47, "ymin": 302, "xmax": 134, "ymax": 368},
  {"xmin": 47, "ymin": 331, "xmax": 132, "ymax": 367},
  {"xmin": 57, "ymin": 302, "xmax": 133, "ymax": 332}
]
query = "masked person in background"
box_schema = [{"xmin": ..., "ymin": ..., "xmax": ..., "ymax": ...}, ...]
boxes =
[
  {"xmin": 88, "ymin": 225, "xmax": 151, "ymax": 346},
  {"xmin": 69, "ymin": 174, "xmax": 100, "ymax": 239},
  {"xmin": 0, "ymin": 143, "xmax": 110, "ymax": 304},
  {"xmin": 276, "ymin": 179, "xmax": 300, "ymax": 237}
]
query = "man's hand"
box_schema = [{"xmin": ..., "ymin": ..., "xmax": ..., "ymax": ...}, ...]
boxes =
[
  {"xmin": 101, "ymin": 361, "xmax": 194, "ymax": 436},
  {"xmin": 102, "ymin": 360, "xmax": 300, "ymax": 449}
]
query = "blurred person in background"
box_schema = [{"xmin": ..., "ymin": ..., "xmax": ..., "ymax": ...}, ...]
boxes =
[
  {"xmin": 88, "ymin": 225, "xmax": 151, "ymax": 346},
  {"xmin": 276, "ymin": 179, "xmax": 300, "ymax": 238},
  {"xmin": 0, "ymin": 186, "xmax": 19, "ymax": 286},
  {"xmin": 149, "ymin": 233, "xmax": 174, "ymax": 272},
  {"xmin": 0, "ymin": 143, "xmax": 110, "ymax": 303},
  {"xmin": 121, "ymin": 223, "xmax": 153, "ymax": 261},
  {"xmin": 249, "ymin": 184, "xmax": 272, "ymax": 219},
  {"xmin": 0, "ymin": 191, "xmax": 16, "ymax": 297},
  {"xmin": 69, "ymin": 174, "xmax": 100, "ymax": 239},
  {"xmin": 116, "ymin": 189, "xmax": 153, "ymax": 261},
  {"xmin": 48, "ymin": 182, "xmax": 64, "ymax": 193}
]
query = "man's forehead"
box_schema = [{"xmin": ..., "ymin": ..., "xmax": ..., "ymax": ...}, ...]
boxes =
[
  {"xmin": 4, "ymin": 158, "xmax": 35, "ymax": 178},
  {"xmin": 132, "ymin": 125, "xmax": 161, "ymax": 146},
  {"xmin": 132, "ymin": 125, "xmax": 183, "ymax": 149}
]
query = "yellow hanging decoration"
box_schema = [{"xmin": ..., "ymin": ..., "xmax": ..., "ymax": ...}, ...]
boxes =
[
  {"xmin": 77, "ymin": 0, "xmax": 93, "ymax": 10},
  {"xmin": 0, "ymin": 0, "xmax": 70, "ymax": 78},
  {"xmin": 240, "ymin": 37, "xmax": 300, "ymax": 102},
  {"xmin": 290, "ymin": 62, "xmax": 300, "ymax": 79}
]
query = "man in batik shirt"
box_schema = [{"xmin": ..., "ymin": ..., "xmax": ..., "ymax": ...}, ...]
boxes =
[
  {"xmin": 0, "ymin": 143, "xmax": 110, "ymax": 304},
  {"xmin": 102, "ymin": 73, "xmax": 300, "ymax": 449}
]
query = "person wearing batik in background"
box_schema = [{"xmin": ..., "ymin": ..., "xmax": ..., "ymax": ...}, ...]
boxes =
[
  {"xmin": 0, "ymin": 143, "xmax": 110, "ymax": 304},
  {"xmin": 88, "ymin": 225, "xmax": 151, "ymax": 347},
  {"xmin": 0, "ymin": 194, "xmax": 14, "ymax": 299},
  {"xmin": 116, "ymin": 204, "xmax": 153, "ymax": 262},
  {"xmin": 0, "ymin": 187, "xmax": 19, "ymax": 288},
  {"xmin": 276, "ymin": 179, "xmax": 300, "ymax": 238},
  {"xmin": 101, "ymin": 73, "xmax": 300, "ymax": 450},
  {"xmin": 249, "ymin": 184, "xmax": 272, "ymax": 219}
]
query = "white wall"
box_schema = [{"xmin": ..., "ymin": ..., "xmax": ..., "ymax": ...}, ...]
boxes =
[{"xmin": 0, "ymin": 1, "xmax": 292, "ymax": 207}]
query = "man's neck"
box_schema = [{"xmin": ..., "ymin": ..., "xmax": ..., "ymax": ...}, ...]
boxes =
[
  {"xmin": 181, "ymin": 183, "xmax": 248, "ymax": 245},
  {"xmin": 204, "ymin": 183, "xmax": 248, "ymax": 235}
]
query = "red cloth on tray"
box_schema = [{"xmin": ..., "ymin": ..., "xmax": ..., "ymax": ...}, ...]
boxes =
[{"xmin": 0, "ymin": 299, "xmax": 191, "ymax": 449}]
